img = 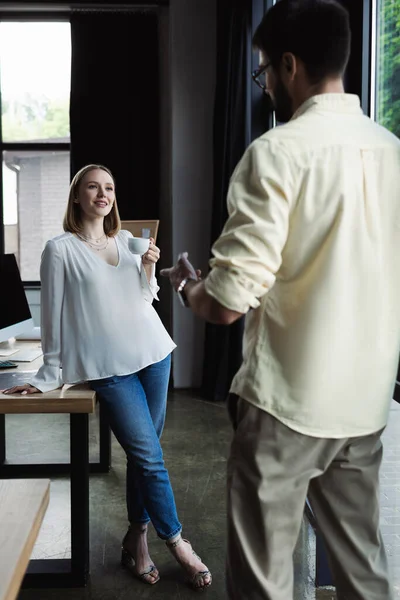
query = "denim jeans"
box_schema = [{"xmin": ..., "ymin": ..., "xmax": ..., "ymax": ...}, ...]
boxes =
[{"xmin": 89, "ymin": 354, "xmax": 182, "ymax": 540}]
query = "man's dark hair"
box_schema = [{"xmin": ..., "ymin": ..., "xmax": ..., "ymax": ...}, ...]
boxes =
[{"xmin": 252, "ymin": 0, "xmax": 351, "ymax": 83}]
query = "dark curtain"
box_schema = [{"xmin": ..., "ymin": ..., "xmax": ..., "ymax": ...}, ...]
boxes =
[
  {"xmin": 394, "ymin": 363, "xmax": 400, "ymax": 405},
  {"xmin": 201, "ymin": 0, "xmax": 251, "ymax": 402},
  {"xmin": 69, "ymin": 9, "xmax": 160, "ymax": 221}
]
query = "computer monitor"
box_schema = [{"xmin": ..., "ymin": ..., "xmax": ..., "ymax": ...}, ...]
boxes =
[{"xmin": 0, "ymin": 254, "xmax": 34, "ymax": 345}]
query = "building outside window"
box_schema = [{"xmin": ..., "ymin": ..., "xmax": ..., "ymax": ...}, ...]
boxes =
[{"xmin": 0, "ymin": 20, "xmax": 71, "ymax": 282}]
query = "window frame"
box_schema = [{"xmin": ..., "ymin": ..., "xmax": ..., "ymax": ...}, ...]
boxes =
[
  {"xmin": 371, "ymin": 0, "xmax": 400, "ymax": 403},
  {"xmin": 250, "ymin": 1, "xmax": 375, "ymax": 132},
  {"xmin": 249, "ymin": 0, "xmax": 275, "ymax": 143},
  {"xmin": 0, "ymin": 11, "xmax": 71, "ymax": 285}
]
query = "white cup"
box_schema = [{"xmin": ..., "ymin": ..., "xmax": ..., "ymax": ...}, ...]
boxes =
[{"xmin": 128, "ymin": 236, "xmax": 150, "ymax": 255}]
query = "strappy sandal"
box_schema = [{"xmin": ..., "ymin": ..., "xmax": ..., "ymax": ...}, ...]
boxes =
[
  {"xmin": 121, "ymin": 547, "xmax": 160, "ymax": 585},
  {"xmin": 121, "ymin": 527, "xmax": 160, "ymax": 585},
  {"xmin": 166, "ymin": 536, "xmax": 212, "ymax": 591}
]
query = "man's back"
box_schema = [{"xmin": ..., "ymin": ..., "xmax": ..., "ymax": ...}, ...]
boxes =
[{"xmin": 227, "ymin": 94, "xmax": 400, "ymax": 437}]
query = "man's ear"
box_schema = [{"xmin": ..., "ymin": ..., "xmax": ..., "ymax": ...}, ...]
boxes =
[{"xmin": 282, "ymin": 52, "xmax": 297, "ymax": 80}]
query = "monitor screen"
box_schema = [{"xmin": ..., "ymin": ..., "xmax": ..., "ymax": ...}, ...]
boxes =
[{"xmin": 0, "ymin": 254, "xmax": 33, "ymax": 343}]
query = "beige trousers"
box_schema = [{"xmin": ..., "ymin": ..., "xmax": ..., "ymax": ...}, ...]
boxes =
[{"xmin": 226, "ymin": 396, "xmax": 394, "ymax": 600}]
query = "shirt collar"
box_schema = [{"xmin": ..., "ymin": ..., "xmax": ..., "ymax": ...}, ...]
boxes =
[{"xmin": 291, "ymin": 93, "xmax": 363, "ymax": 121}]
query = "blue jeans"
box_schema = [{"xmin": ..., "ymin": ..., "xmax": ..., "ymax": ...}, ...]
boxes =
[{"xmin": 89, "ymin": 354, "xmax": 182, "ymax": 540}]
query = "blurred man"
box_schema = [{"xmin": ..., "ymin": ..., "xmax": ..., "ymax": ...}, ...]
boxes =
[{"xmin": 161, "ymin": 1, "xmax": 400, "ymax": 598}]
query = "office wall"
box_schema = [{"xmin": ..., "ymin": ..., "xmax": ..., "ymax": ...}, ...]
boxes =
[
  {"xmin": 169, "ymin": 0, "xmax": 216, "ymax": 388},
  {"xmin": 25, "ymin": 288, "xmax": 40, "ymax": 325}
]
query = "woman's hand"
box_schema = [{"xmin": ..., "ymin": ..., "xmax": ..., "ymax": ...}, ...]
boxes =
[
  {"xmin": 142, "ymin": 238, "xmax": 160, "ymax": 266},
  {"xmin": 0, "ymin": 384, "xmax": 40, "ymax": 395}
]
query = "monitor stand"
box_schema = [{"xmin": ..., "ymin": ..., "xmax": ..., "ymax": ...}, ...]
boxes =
[{"xmin": 0, "ymin": 338, "xmax": 18, "ymax": 356}]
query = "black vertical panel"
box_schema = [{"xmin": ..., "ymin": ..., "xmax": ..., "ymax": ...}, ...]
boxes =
[
  {"xmin": 340, "ymin": 0, "xmax": 372, "ymax": 115},
  {"xmin": 250, "ymin": 0, "xmax": 275, "ymax": 141},
  {"xmin": 69, "ymin": 10, "xmax": 160, "ymax": 220},
  {"xmin": 201, "ymin": 0, "xmax": 250, "ymax": 402},
  {"xmin": 250, "ymin": 0, "xmax": 270, "ymax": 140}
]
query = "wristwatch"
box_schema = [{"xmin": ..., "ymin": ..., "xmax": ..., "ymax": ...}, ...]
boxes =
[{"xmin": 177, "ymin": 278, "xmax": 194, "ymax": 307}]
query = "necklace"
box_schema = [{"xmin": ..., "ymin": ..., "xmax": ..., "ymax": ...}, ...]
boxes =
[
  {"xmin": 76, "ymin": 233, "xmax": 109, "ymax": 251},
  {"xmin": 77, "ymin": 231, "xmax": 106, "ymax": 243}
]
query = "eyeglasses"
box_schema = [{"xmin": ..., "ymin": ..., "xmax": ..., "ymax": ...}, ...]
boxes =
[{"xmin": 251, "ymin": 62, "xmax": 271, "ymax": 92}]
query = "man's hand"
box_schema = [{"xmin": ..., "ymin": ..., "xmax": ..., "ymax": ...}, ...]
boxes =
[
  {"xmin": 160, "ymin": 252, "xmax": 201, "ymax": 290},
  {"xmin": 160, "ymin": 251, "xmax": 243, "ymax": 325}
]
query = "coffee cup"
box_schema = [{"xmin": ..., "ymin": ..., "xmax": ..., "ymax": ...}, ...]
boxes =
[{"xmin": 128, "ymin": 236, "xmax": 150, "ymax": 255}]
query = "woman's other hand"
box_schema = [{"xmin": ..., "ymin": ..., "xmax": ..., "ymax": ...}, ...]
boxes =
[{"xmin": 0, "ymin": 384, "xmax": 40, "ymax": 395}]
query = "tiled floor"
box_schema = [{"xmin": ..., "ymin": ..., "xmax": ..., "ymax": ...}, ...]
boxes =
[{"xmin": 3, "ymin": 393, "xmax": 400, "ymax": 599}]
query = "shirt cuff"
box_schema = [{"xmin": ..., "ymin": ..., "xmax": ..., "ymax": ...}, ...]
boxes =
[
  {"xmin": 141, "ymin": 263, "xmax": 160, "ymax": 301},
  {"xmin": 205, "ymin": 265, "xmax": 273, "ymax": 313},
  {"xmin": 29, "ymin": 365, "xmax": 63, "ymax": 393}
]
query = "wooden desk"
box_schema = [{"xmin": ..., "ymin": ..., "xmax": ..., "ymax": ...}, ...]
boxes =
[
  {"xmin": 0, "ymin": 479, "xmax": 50, "ymax": 600},
  {"xmin": 0, "ymin": 340, "xmax": 111, "ymax": 474},
  {"xmin": 0, "ymin": 352, "xmax": 96, "ymax": 588}
]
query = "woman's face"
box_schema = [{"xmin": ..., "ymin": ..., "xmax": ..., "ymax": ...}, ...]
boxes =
[{"xmin": 75, "ymin": 168, "xmax": 115, "ymax": 222}]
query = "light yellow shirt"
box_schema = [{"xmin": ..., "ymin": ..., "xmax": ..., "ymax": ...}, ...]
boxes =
[{"xmin": 205, "ymin": 94, "xmax": 400, "ymax": 438}]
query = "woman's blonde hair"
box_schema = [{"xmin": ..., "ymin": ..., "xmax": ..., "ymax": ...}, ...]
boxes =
[{"xmin": 63, "ymin": 164, "xmax": 121, "ymax": 236}]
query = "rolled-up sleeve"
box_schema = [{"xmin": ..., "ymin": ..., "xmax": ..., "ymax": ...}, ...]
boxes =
[
  {"xmin": 29, "ymin": 240, "xmax": 65, "ymax": 392},
  {"xmin": 204, "ymin": 139, "xmax": 293, "ymax": 314}
]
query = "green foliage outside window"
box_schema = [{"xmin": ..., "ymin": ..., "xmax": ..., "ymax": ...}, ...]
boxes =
[
  {"xmin": 377, "ymin": 0, "xmax": 400, "ymax": 137},
  {"xmin": 1, "ymin": 94, "xmax": 69, "ymax": 142}
]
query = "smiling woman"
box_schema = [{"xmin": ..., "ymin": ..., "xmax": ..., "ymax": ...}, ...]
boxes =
[
  {"xmin": 1, "ymin": 161, "xmax": 212, "ymax": 591},
  {"xmin": 63, "ymin": 164, "xmax": 119, "ymax": 239}
]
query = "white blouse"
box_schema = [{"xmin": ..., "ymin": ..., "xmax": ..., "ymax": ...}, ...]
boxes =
[{"xmin": 29, "ymin": 230, "xmax": 176, "ymax": 393}]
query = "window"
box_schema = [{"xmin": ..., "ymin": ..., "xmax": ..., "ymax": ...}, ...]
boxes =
[
  {"xmin": 375, "ymin": 0, "xmax": 400, "ymax": 136},
  {"xmin": 371, "ymin": 5, "xmax": 400, "ymax": 596},
  {"xmin": 0, "ymin": 20, "xmax": 71, "ymax": 282}
]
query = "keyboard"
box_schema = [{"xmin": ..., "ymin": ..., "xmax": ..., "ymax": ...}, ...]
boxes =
[
  {"xmin": 11, "ymin": 348, "xmax": 43, "ymax": 363},
  {"xmin": 0, "ymin": 360, "xmax": 18, "ymax": 369}
]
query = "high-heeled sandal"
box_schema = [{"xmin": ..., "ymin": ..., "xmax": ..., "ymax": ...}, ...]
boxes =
[
  {"xmin": 121, "ymin": 547, "xmax": 160, "ymax": 585},
  {"xmin": 166, "ymin": 536, "xmax": 212, "ymax": 591},
  {"xmin": 121, "ymin": 527, "xmax": 160, "ymax": 585}
]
